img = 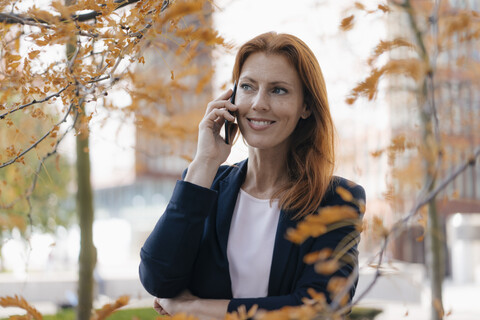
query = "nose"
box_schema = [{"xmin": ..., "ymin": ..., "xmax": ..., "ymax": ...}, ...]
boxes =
[{"xmin": 251, "ymin": 90, "xmax": 270, "ymax": 112}]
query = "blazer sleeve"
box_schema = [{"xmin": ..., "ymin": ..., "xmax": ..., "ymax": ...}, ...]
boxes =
[
  {"xmin": 227, "ymin": 183, "xmax": 365, "ymax": 313},
  {"xmin": 139, "ymin": 180, "xmax": 218, "ymax": 298}
]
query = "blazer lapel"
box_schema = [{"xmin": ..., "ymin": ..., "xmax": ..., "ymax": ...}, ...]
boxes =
[
  {"xmin": 268, "ymin": 211, "xmax": 298, "ymax": 295},
  {"xmin": 216, "ymin": 160, "xmax": 248, "ymax": 256}
]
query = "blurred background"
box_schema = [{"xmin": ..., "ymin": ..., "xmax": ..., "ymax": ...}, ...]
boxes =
[{"xmin": 1, "ymin": 0, "xmax": 479, "ymax": 319}]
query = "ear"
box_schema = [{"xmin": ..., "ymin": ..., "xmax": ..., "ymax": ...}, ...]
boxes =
[{"xmin": 301, "ymin": 103, "xmax": 312, "ymax": 119}]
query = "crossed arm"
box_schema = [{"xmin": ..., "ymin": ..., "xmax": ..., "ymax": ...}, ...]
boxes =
[{"xmin": 155, "ymin": 290, "xmax": 230, "ymax": 320}]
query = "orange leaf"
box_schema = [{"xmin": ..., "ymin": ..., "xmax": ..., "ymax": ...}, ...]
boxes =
[
  {"xmin": 336, "ymin": 186, "xmax": 353, "ymax": 202},
  {"xmin": 340, "ymin": 15, "xmax": 355, "ymax": 31},
  {"xmin": 28, "ymin": 50, "xmax": 41, "ymax": 59},
  {"xmin": 315, "ymin": 259, "xmax": 340, "ymax": 275}
]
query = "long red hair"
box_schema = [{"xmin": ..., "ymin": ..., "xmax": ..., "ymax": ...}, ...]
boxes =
[{"xmin": 232, "ymin": 32, "xmax": 335, "ymax": 219}]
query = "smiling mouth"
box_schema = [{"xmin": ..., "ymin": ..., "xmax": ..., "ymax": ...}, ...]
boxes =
[{"xmin": 248, "ymin": 119, "xmax": 275, "ymax": 126}]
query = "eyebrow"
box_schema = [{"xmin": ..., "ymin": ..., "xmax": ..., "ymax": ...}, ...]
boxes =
[{"xmin": 240, "ymin": 76, "xmax": 293, "ymax": 87}]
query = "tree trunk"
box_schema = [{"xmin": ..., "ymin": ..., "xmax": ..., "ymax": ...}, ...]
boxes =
[
  {"xmin": 75, "ymin": 109, "xmax": 97, "ymax": 320},
  {"xmin": 65, "ymin": 1, "xmax": 96, "ymax": 318},
  {"xmin": 426, "ymin": 197, "xmax": 444, "ymax": 320},
  {"xmin": 420, "ymin": 97, "xmax": 445, "ymax": 320}
]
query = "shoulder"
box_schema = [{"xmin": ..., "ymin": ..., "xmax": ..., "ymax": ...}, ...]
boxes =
[{"xmin": 320, "ymin": 176, "xmax": 365, "ymax": 210}]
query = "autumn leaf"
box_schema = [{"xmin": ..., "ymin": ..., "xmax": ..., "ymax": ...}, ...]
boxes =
[
  {"xmin": 340, "ymin": 15, "xmax": 355, "ymax": 31},
  {"xmin": 287, "ymin": 206, "xmax": 359, "ymax": 244},
  {"xmin": 28, "ymin": 50, "xmax": 41, "ymax": 59},
  {"xmin": 378, "ymin": 4, "xmax": 390, "ymax": 13},
  {"xmin": 303, "ymin": 248, "xmax": 333, "ymax": 264},
  {"xmin": 327, "ymin": 277, "xmax": 350, "ymax": 306},
  {"xmin": 90, "ymin": 295, "xmax": 129, "ymax": 320},
  {"xmin": 336, "ymin": 186, "xmax": 353, "ymax": 202},
  {"xmin": 0, "ymin": 295, "xmax": 42, "ymax": 320},
  {"xmin": 315, "ymin": 259, "xmax": 340, "ymax": 275}
]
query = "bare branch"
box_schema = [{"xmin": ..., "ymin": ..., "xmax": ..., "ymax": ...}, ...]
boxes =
[
  {"xmin": 0, "ymin": 85, "xmax": 71, "ymax": 120},
  {"xmin": 0, "ymin": 12, "xmax": 52, "ymax": 28},
  {"xmin": 342, "ymin": 147, "xmax": 480, "ymax": 311},
  {"xmin": 409, "ymin": 147, "xmax": 480, "ymax": 216},
  {"xmin": 0, "ymin": 101, "xmax": 75, "ymax": 169},
  {"xmin": 25, "ymin": 102, "xmax": 80, "ymax": 222},
  {"xmin": 0, "ymin": 0, "xmax": 170, "ymax": 25}
]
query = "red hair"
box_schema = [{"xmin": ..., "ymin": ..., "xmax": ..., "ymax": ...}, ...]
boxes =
[{"xmin": 232, "ymin": 32, "xmax": 335, "ymax": 219}]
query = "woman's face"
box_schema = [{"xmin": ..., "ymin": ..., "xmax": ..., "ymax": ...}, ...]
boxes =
[{"xmin": 235, "ymin": 52, "xmax": 310, "ymax": 153}]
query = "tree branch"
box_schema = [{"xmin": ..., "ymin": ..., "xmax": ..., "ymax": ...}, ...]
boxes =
[
  {"xmin": 25, "ymin": 102, "xmax": 80, "ymax": 222},
  {"xmin": 0, "ymin": 85, "xmax": 71, "ymax": 120},
  {"xmin": 0, "ymin": 0, "xmax": 170, "ymax": 25},
  {"xmin": 0, "ymin": 100, "xmax": 75, "ymax": 169},
  {"xmin": 341, "ymin": 147, "xmax": 480, "ymax": 311}
]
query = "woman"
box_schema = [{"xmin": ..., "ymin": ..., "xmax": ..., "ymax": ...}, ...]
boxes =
[{"xmin": 139, "ymin": 32, "xmax": 365, "ymax": 319}]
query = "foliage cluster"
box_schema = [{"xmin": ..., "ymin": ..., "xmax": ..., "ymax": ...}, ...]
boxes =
[{"xmin": 0, "ymin": 0, "xmax": 227, "ymax": 240}]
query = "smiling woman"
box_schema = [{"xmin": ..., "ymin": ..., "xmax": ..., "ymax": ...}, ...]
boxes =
[
  {"xmin": 139, "ymin": 32, "xmax": 365, "ymax": 320},
  {"xmin": 235, "ymin": 52, "xmax": 309, "ymax": 154}
]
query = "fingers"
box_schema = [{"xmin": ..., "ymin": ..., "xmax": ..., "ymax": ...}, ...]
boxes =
[
  {"xmin": 153, "ymin": 298, "xmax": 169, "ymax": 315},
  {"xmin": 206, "ymin": 90, "xmax": 237, "ymax": 115},
  {"xmin": 200, "ymin": 107, "xmax": 235, "ymax": 130}
]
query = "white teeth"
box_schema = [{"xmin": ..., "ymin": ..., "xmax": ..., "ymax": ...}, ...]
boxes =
[{"xmin": 250, "ymin": 120, "xmax": 272, "ymax": 126}]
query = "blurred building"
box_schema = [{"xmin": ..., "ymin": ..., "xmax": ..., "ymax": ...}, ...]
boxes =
[
  {"xmin": 93, "ymin": 4, "xmax": 214, "ymax": 262},
  {"xmin": 385, "ymin": 0, "xmax": 480, "ymax": 278}
]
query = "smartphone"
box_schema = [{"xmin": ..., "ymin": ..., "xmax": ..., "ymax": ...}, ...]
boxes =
[{"xmin": 224, "ymin": 81, "xmax": 237, "ymax": 144}]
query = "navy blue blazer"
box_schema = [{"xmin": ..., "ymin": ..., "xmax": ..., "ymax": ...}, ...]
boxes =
[{"xmin": 139, "ymin": 159, "xmax": 365, "ymax": 312}]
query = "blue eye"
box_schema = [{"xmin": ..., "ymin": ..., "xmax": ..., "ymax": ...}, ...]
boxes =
[
  {"xmin": 273, "ymin": 87, "xmax": 287, "ymax": 94},
  {"xmin": 240, "ymin": 83, "xmax": 252, "ymax": 90}
]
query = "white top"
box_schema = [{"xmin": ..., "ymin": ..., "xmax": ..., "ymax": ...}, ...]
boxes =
[{"xmin": 227, "ymin": 189, "xmax": 281, "ymax": 298}]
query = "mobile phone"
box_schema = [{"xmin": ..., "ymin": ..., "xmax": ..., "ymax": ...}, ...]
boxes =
[{"xmin": 224, "ymin": 81, "xmax": 237, "ymax": 144}]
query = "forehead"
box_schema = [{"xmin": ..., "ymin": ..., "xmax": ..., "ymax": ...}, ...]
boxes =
[{"xmin": 239, "ymin": 52, "xmax": 301, "ymax": 85}]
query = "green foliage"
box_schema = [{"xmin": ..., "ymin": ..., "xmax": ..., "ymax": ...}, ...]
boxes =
[
  {"xmin": 349, "ymin": 307, "xmax": 383, "ymax": 320},
  {"xmin": 1, "ymin": 307, "xmax": 160, "ymax": 320},
  {"xmin": 0, "ymin": 111, "xmax": 74, "ymax": 242}
]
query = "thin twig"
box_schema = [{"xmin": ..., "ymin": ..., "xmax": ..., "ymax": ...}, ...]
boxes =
[
  {"xmin": 0, "ymin": 12, "xmax": 52, "ymax": 28},
  {"xmin": 25, "ymin": 102, "xmax": 80, "ymax": 216},
  {"xmin": 0, "ymin": 0, "xmax": 145, "ymax": 25},
  {"xmin": 0, "ymin": 85, "xmax": 71, "ymax": 120},
  {"xmin": 0, "ymin": 102, "xmax": 75, "ymax": 169}
]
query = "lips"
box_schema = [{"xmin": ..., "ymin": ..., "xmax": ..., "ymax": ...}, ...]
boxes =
[{"xmin": 247, "ymin": 118, "xmax": 275, "ymax": 130}]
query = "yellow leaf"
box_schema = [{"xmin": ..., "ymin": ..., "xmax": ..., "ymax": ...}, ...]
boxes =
[
  {"xmin": 303, "ymin": 248, "xmax": 333, "ymax": 264},
  {"xmin": 91, "ymin": 295, "xmax": 129, "ymax": 320},
  {"xmin": 0, "ymin": 295, "xmax": 42, "ymax": 320},
  {"xmin": 28, "ymin": 50, "xmax": 41, "ymax": 59},
  {"xmin": 315, "ymin": 206, "xmax": 359, "ymax": 225},
  {"xmin": 9, "ymin": 55, "xmax": 22, "ymax": 61},
  {"xmin": 378, "ymin": 4, "xmax": 390, "ymax": 13},
  {"xmin": 340, "ymin": 15, "xmax": 355, "ymax": 31},
  {"xmin": 354, "ymin": 2, "xmax": 365, "ymax": 10},
  {"xmin": 9, "ymin": 62, "xmax": 21, "ymax": 69},
  {"xmin": 315, "ymin": 259, "xmax": 340, "ymax": 275},
  {"xmin": 336, "ymin": 186, "xmax": 353, "ymax": 202}
]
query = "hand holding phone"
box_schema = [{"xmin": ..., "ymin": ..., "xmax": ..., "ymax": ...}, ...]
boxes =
[{"xmin": 224, "ymin": 81, "xmax": 237, "ymax": 144}]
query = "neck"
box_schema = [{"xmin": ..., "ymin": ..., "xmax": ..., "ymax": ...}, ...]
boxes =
[{"xmin": 243, "ymin": 147, "xmax": 289, "ymax": 199}]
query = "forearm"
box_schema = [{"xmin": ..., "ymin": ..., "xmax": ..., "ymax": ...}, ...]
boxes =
[
  {"xmin": 191, "ymin": 298, "xmax": 230, "ymax": 320},
  {"xmin": 158, "ymin": 291, "xmax": 229, "ymax": 320}
]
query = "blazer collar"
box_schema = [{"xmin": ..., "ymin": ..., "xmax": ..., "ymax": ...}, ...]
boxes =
[
  {"xmin": 268, "ymin": 211, "xmax": 297, "ymax": 295},
  {"xmin": 215, "ymin": 159, "xmax": 297, "ymax": 295},
  {"xmin": 216, "ymin": 159, "xmax": 248, "ymax": 255}
]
